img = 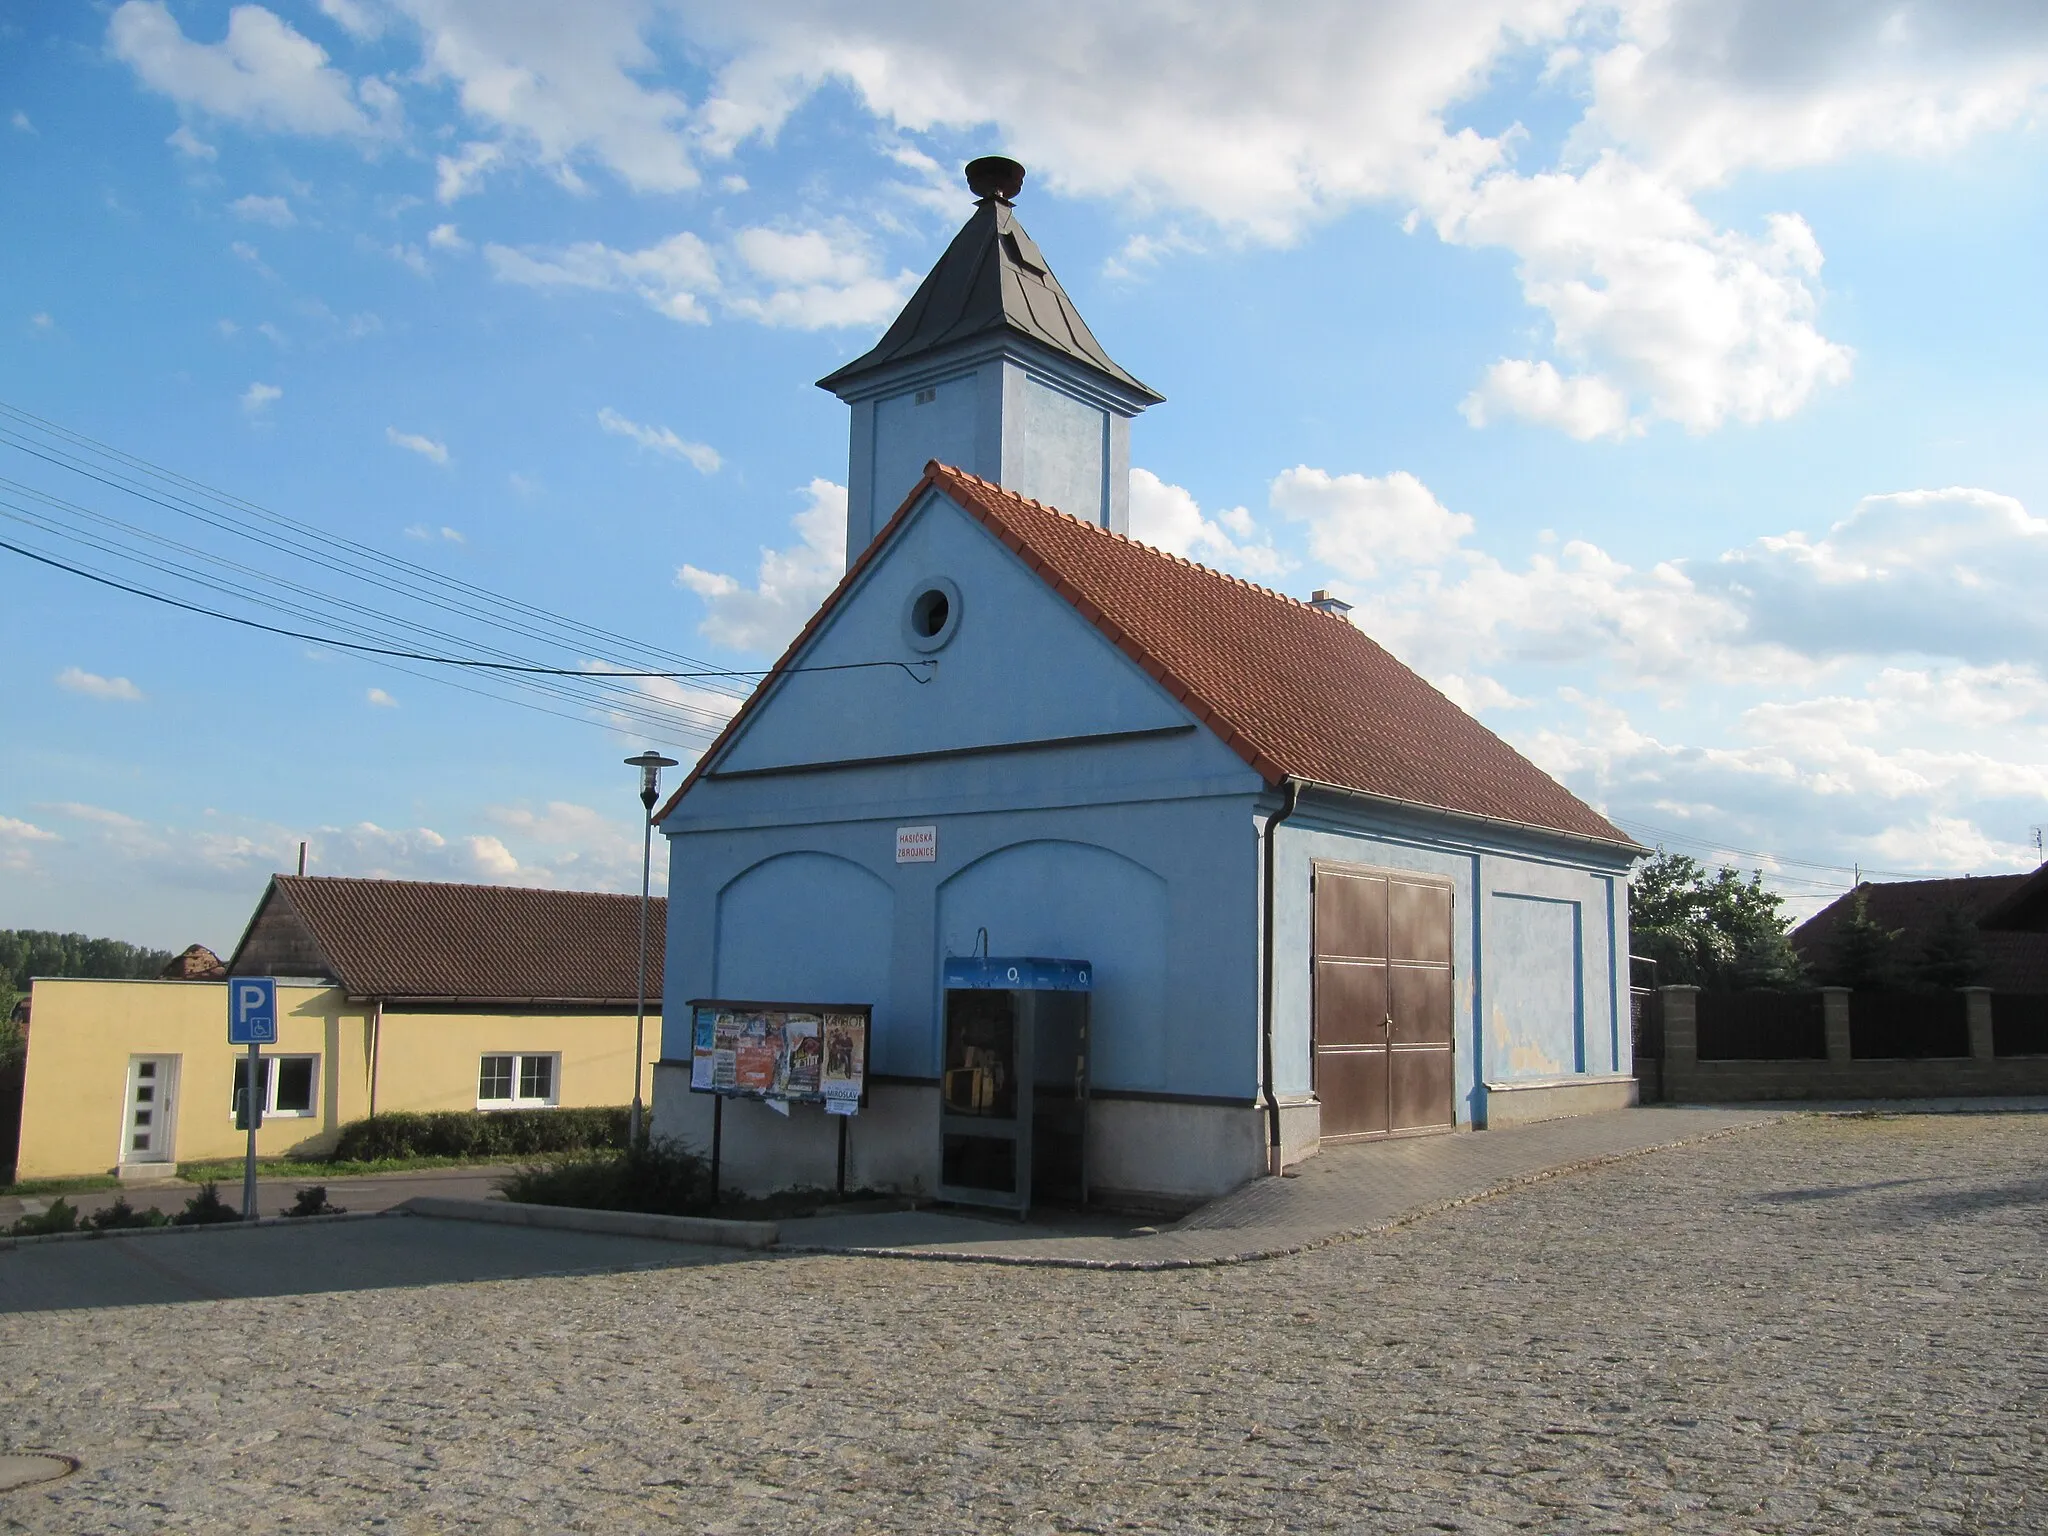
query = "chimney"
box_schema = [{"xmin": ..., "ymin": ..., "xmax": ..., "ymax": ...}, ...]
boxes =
[{"xmin": 1307, "ymin": 589, "xmax": 1352, "ymax": 616}]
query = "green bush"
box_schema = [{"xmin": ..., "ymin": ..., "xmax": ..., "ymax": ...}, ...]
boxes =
[
  {"xmin": 88, "ymin": 1196, "xmax": 170, "ymax": 1231},
  {"xmin": 173, "ymin": 1182, "xmax": 241, "ymax": 1226},
  {"xmin": 9, "ymin": 1198, "xmax": 80, "ymax": 1236},
  {"xmin": 331, "ymin": 1106, "xmax": 628, "ymax": 1163},
  {"xmin": 282, "ymin": 1186, "xmax": 345, "ymax": 1218},
  {"xmin": 497, "ymin": 1137, "xmax": 712, "ymax": 1217}
]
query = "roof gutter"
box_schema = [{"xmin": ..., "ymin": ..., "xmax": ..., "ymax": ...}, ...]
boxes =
[
  {"xmin": 1287, "ymin": 777, "xmax": 1650, "ymax": 860},
  {"xmin": 1260, "ymin": 778, "xmax": 1302, "ymax": 1176}
]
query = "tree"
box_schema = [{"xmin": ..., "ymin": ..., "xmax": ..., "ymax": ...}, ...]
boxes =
[
  {"xmin": 1911, "ymin": 904, "xmax": 1988, "ymax": 990},
  {"xmin": 0, "ymin": 931, "xmax": 176, "ymax": 992},
  {"xmin": 0, "ymin": 930, "xmax": 178, "ymax": 1066},
  {"xmin": 1630, "ymin": 851, "xmax": 1805, "ymax": 991},
  {"xmin": 1817, "ymin": 889, "xmax": 1902, "ymax": 990}
]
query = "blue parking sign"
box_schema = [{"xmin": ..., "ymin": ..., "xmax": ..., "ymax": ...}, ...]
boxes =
[{"xmin": 229, "ymin": 977, "xmax": 277, "ymax": 1044}]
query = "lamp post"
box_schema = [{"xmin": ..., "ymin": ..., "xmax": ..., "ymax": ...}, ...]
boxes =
[{"xmin": 625, "ymin": 750, "xmax": 678, "ymax": 1147}]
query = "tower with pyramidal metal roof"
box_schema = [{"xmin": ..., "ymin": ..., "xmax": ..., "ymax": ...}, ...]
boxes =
[{"xmin": 818, "ymin": 156, "xmax": 1163, "ymax": 569}]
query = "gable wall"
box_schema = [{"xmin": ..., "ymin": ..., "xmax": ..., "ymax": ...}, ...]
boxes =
[
  {"xmin": 706, "ymin": 488, "xmax": 1233, "ymax": 783},
  {"xmin": 1270, "ymin": 792, "xmax": 1636, "ymax": 1130},
  {"xmin": 231, "ymin": 890, "xmax": 332, "ymax": 980}
]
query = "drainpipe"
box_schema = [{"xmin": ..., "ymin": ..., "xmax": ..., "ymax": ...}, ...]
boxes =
[
  {"xmin": 1260, "ymin": 778, "xmax": 1302, "ymax": 1176},
  {"xmin": 368, "ymin": 1000, "xmax": 383, "ymax": 1119}
]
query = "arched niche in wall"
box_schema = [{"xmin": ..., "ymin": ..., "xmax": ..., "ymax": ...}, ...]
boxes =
[
  {"xmin": 714, "ymin": 851, "xmax": 895, "ymax": 1010},
  {"xmin": 936, "ymin": 839, "xmax": 1168, "ymax": 1093}
]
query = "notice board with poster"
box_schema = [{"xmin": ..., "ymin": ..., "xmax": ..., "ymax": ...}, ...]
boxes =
[{"xmin": 686, "ymin": 1000, "xmax": 871, "ymax": 1114}]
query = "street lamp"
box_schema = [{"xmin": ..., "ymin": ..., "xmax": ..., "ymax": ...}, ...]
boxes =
[{"xmin": 625, "ymin": 750, "xmax": 678, "ymax": 1146}]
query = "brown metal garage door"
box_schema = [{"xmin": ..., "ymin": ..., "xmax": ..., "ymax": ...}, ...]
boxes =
[{"xmin": 1312, "ymin": 865, "xmax": 1456, "ymax": 1142}]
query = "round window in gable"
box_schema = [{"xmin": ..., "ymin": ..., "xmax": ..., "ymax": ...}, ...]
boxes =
[{"xmin": 902, "ymin": 577, "xmax": 962, "ymax": 652}]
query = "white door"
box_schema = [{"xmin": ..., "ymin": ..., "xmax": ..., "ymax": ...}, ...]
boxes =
[{"xmin": 122, "ymin": 1055, "xmax": 179, "ymax": 1164}]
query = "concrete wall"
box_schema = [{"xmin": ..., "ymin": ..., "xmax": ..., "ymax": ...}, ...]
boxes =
[
  {"xmin": 15, "ymin": 978, "xmax": 653, "ymax": 1179},
  {"xmin": 1269, "ymin": 789, "xmax": 1635, "ymax": 1131}
]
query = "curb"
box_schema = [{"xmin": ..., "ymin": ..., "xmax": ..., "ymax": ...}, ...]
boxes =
[
  {"xmin": 776, "ymin": 1115, "xmax": 1790, "ymax": 1272},
  {"xmin": 0, "ymin": 1209, "xmax": 392, "ymax": 1252},
  {"xmin": 398, "ymin": 1196, "xmax": 779, "ymax": 1250}
]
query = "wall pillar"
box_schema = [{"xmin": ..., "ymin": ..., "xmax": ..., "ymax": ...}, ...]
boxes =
[
  {"xmin": 1659, "ymin": 985, "xmax": 1699, "ymax": 1069},
  {"xmin": 1961, "ymin": 987, "xmax": 1995, "ymax": 1061},
  {"xmin": 1820, "ymin": 987, "xmax": 1852, "ymax": 1063}
]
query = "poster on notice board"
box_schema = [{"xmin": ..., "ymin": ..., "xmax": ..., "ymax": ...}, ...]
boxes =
[{"xmin": 688, "ymin": 1000, "xmax": 870, "ymax": 1112}]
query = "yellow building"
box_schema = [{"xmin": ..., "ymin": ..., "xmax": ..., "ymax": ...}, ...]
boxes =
[{"xmin": 15, "ymin": 876, "xmax": 664, "ymax": 1180}]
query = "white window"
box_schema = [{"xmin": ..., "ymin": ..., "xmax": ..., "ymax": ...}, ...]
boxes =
[
  {"xmin": 230, "ymin": 1054, "xmax": 319, "ymax": 1119},
  {"xmin": 478, "ymin": 1052, "xmax": 559, "ymax": 1108}
]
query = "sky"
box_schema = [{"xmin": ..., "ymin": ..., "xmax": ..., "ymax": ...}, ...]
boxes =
[{"xmin": 3, "ymin": 1, "xmax": 2047, "ymax": 952}]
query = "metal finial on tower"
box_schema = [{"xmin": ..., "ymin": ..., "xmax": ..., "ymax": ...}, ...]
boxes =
[{"xmin": 965, "ymin": 156, "xmax": 1025, "ymax": 204}]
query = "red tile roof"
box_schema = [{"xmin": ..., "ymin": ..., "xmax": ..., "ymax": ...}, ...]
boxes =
[
  {"xmin": 1792, "ymin": 874, "xmax": 2048, "ymax": 992},
  {"xmin": 666, "ymin": 463, "xmax": 1632, "ymax": 849},
  {"xmin": 231, "ymin": 876, "xmax": 664, "ymax": 1006}
]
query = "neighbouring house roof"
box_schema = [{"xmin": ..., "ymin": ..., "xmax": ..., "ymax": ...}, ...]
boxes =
[
  {"xmin": 1977, "ymin": 861, "xmax": 2048, "ymax": 933},
  {"xmin": 158, "ymin": 943, "xmax": 227, "ymax": 981},
  {"xmin": 665, "ymin": 462, "xmax": 1635, "ymax": 851},
  {"xmin": 1791, "ymin": 874, "xmax": 2048, "ymax": 992},
  {"xmin": 226, "ymin": 875, "xmax": 665, "ymax": 1007},
  {"xmin": 816, "ymin": 197, "xmax": 1162, "ymax": 403}
]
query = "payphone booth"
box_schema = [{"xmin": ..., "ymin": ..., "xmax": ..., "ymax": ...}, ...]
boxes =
[{"xmin": 937, "ymin": 956, "xmax": 1092, "ymax": 1215}]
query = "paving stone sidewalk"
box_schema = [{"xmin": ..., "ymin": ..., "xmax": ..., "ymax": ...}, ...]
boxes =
[{"xmin": 780, "ymin": 1103, "xmax": 1782, "ymax": 1266}]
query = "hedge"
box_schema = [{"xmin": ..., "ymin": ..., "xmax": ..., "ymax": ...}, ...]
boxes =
[{"xmin": 331, "ymin": 1106, "xmax": 629, "ymax": 1162}]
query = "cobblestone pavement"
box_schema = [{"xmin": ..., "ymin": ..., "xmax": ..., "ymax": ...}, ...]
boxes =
[
  {"xmin": 4, "ymin": 1111, "xmax": 2043, "ymax": 1533},
  {"xmin": 783, "ymin": 1105, "xmax": 1778, "ymax": 1265}
]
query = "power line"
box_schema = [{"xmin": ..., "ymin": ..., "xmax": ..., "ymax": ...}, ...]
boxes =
[
  {"xmin": 0, "ymin": 534, "xmax": 932, "ymax": 684},
  {"xmin": 0, "ymin": 399, "xmax": 884, "ymax": 749},
  {"xmin": 0, "ymin": 399, "xmax": 747, "ymax": 689},
  {"xmin": 1614, "ymin": 815, "xmax": 1961, "ymax": 884}
]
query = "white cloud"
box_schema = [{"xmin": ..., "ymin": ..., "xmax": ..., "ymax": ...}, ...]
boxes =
[
  {"xmin": 230, "ymin": 240, "xmax": 279, "ymax": 280},
  {"xmin": 241, "ymin": 381, "xmax": 282, "ymax": 413},
  {"xmin": 167, "ymin": 124, "xmax": 218, "ymax": 159},
  {"xmin": 404, "ymin": 0, "xmax": 698, "ymax": 196},
  {"xmin": 1431, "ymin": 161, "xmax": 1854, "ymax": 435},
  {"xmin": 676, "ymin": 479, "xmax": 846, "ymax": 653},
  {"xmin": 11, "ymin": 110, "xmax": 36, "ymax": 135},
  {"xmin": 597, "ymin": 407, "xmax": 721, "ymax": 473},
  {"xmin": 0, "ymin": 816, "xmax": 58, "ymax": 873},
  {"xmin": 654, "ymin": 2, "xmax": 2045, "ymax": 438},
  {"xmin": 487, "ymin": 225, "xmax": 910, "ymax": 331},
  {"xmin": 366, "ymin": 687, "xmax": 398, "ymax": 707},
  {"xmin": 1127, "ymin": 468, "xmax": 1287, "ymax": 578},
  {"xmin": 55, "ymin": 667, "xmax": 145, "ymax": 702},
  {"xmin": 386, "ymin": 426, "xmax": 450, "ymax": 464},
  {"xmin": 385, "ymin": 241, "xmax": 429, "ymax": 275},
  {"xmin": 38, "ymin": 802, "xmax": 144, "ymax": 829},
  {"xmin": 108, "ymin": 1, "xmax": 392, "ymax": 137},
  {"xmin": 1702, "ymin": 487, "xmax": 2048, "ymax": 665},
  {"xmin": 434, "ymin": 140, "xmax": 502, "ymax": 202},
  {"xmin": 1461, "ymin": 359, "xmax": 1636, "ymax": 441},
  {"xmin": 316, "ymin": 0, "xmax": 384, "ymax": 41},
  {"xmin": 231, "ymin": 193, "xmax": 295, "ymax": 226},
  {"xmin": 426, "ymin": 221, "xmax": 470, "ymax": 251},
  {"xmin": 1269, "ymin": 466, "xmax": 1474, "ymax": 579},
  {"xmin": 405, "ymin": 523, "xmax": 466, "ymax": 543},
  {"xmin": 723, "ymin": 225, "xmax": 916, "ymax": 329},
  {"xmin": 29, "ymin": 313, "xmax": 53, "ymax": 332},
  {"xmin": 1579, "ymin": 1, "xmax": 2048, "ymax": 189},
  {"xmin": 486, "ymin": 231, "xmax": 718, "ymax": 323}
]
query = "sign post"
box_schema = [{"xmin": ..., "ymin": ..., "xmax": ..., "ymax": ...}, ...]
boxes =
[{"xmin": 228, "ymin": 977, "xmax": 277, "ymax": 1221}]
